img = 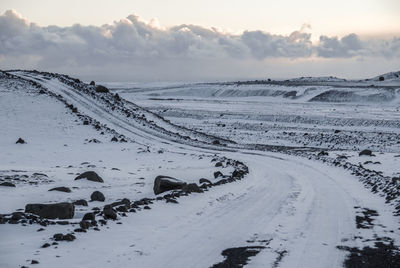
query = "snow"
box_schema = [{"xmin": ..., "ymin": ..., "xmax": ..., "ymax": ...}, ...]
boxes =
[{"xmin": 1, "ymin": 70, "xmax": 400, "ymax": 267}]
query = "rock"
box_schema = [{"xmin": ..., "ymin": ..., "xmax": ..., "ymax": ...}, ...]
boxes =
[
  {"xmin": 95, "ymin": 85, "xmax": 109, "ymax": 93},
  {"xmin": 73, "ymin": 199, "xmax": 88, "ymax": 206},
  {"xmin": 359, "ymin": 149, "xmax": 373, "ymax": 156},
  {"xmin": 111, "ymin": 198, "xmax": 131, "ymax": 208},
  {"xmin": 103, "ymin": 205, "xmax": 117, "ymax": 220},
  {"xmin": 153, "ymin": 175, "xmax": 186, "ymax": 195},
  {"xmin": 212, "ymin": 140, "xmax": 221, "ymax": 145},
  {"xmin": 53, "ymin": 233, "xmax": 75, "ymax": 241},
  {"xmin": 215, "ymin": 162, "xmax": 223, "ymax": 167},
  {"xmin": 31, "ymin": 260, "xmax": 39, "ymax": 264},
  {"xmin": 199, "ymin": 178, "xmax": 212, "ymax": 185},
  {"xmin": 334, "ymin": 129, "xmax": 341, "ymax": 134},
  {"xmin": 11, "ymin": 212, "xmax": 25, "ymax": 221},
  {"xmin": 214, "ymin": 171, "xmax": 223, "ymax": 178},
  {"xmin": 15, "ymin": 138, "xmax": 26, "ymax": 144},
  {"xmin": 111, "ymin": 136, "xmax": 118, "ymax": 142},
  {"xmin": 182, "ymin": 183, "xmax": 203, "ymax": 193},
  {"xmin": 75, "ymin": 171, "xmax": 104, "ymax": 183},
  {"xmin": 90, "ymin": 81, "xmax": 95, "ymax": 86},
  {"xmin": 79, "ymin": 220, "xmax": 91, "ymax": 230},
  {"xmin": 0, "ymin": 182, "xmax": 15, "ymax": 187},
  {"xmin": 82, "ymin": 212, "xmax": 95, "ymax": 221},
  {"xmin": 41, "ymin": 243, "xmax": 50, "ymax": 248},
  {"xmin": 91, "ymin": 191, "xmax": 105, "ymax": 202},
  {"xmin": 49, "ymin": 186, "xmax": 71, "ymax": 193},
  {"xmin": 25, "ymin": 203, "xmax": 74, "ymax": 219},
  {"xmin": 166, "ymin": 198, "xmax": 179, "ymax": 204},
  {"xmin": 318, "ymin": 151, "xmax": 329, "ymax": 156},
  {"xmin": 83, "ymin": 120, "xmax": 89, "ymax": 125}
]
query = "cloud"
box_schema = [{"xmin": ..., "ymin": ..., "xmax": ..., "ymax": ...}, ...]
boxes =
[{"xmin": 0, "ymin": 10, "xmax": 399, "ymax": 80}]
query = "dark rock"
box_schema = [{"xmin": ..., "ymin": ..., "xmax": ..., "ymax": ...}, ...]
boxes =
[
  {"xmin": 153, "ymin": 175, "xmax": 186, "ymax": 195},
  {"xmin": 318, "ymin": 151, "xmax": 329, "ymax": 156},
  {"xmin": 53, "ymin": 233, "xmax": 75, "ymax": 241},
  {"xmin": 25, "ymin": 203, "xmax": 74, "ymax": 219},
  {"xmin": 82, "ymin": 212, "xmax": 95, "ymax": 221},
  {"xmin": 49, "ymin": 186, "xmax": 71, "ymax": 193},
  {"xmin": 41, "ymin": 243, "xmax": 50, "ymax": 248},
  {"xmin": 182, "ymin": 183, "xmax": 203, "ymax": 193},
  {"xmin": 11, "ymin": 212, "xmax": 25, "ymax": 221},
  {"xmin": 334, "ymin": 129, "xmax": 341, "ymax": 134},
  {"xmin": 214, "ymin": 171, "xmax": 223, "ymax": 178},
  {"xmin": 143, "ymin": 206, "xmax": 151, "ymax": 210},
  {"xmin": 166, "ymin": 198, "xmax": 178, "ymax": 204},
  {"xmin": 199, "ymin": 178, "xmax": 212, "ymax": 185},
  {"xmin": 111, "ymin": 136, "xmax": 118, "ymax": 142},
  {"xmin": 111, "ymin": 198, "xmax": 131, "ymax": 208},
  {"xmin": 83, "ymin": 120, "xmax": 89, "ymax": 125},
  {"xmin": 74, "ymin": 228, "xmax": 86, "ymax": 233},
  {"xmin": 15, "ymin": 138, "xmax": 26, "ymax": 144},
  {"xmin": 90, "ymin": 81, "xmax": 95, "ymax": 86},
  {"xmin": 103, "ymin": 205, "xmax": 117, "ymax": 220},
  {"xmin": 359, "ymin": 149, "xmax": 373, "ymax": 156},
  {"xmin": 212, "ymin": 140, "xmax": 221, "ymax": 145},
  {"xmin": 0, "ymin": 182, "xmax": 15, "ymax": 187},
  {"xmin": 215, "ymin": 162, "xmax": 223, "ymax": 167},
  {"xmin": 95, "ymin": 85, "xmax": 109, "ymax": 93},
  {"xmin": 31, "ymin": 260, "xmax": 39, "ymax": 264},
  {"xmin": 90, "ymin": 191, "xmax": 105, "ymax": 202},
  {"xmin": 75, "ymin": 171, "xmax": 104, "ymax": 183},
  {"xmin": 73, "ymin": 199, "xmax": 88, "ymax": 206}
]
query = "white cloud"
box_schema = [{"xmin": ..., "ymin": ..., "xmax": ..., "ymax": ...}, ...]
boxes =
[{"xmin": 0, "ymin": 10, "xmax": 398, "ymax": 80}]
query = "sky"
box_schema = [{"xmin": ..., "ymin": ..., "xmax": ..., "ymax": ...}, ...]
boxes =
[{"xmin": 0, "ymin": 0, "xmax": 399, "ymax": 81}]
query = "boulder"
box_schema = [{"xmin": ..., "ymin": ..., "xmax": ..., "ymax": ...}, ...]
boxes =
[
  {"xmin": 199, "ymin": 178, "xmax": 212, "ymax": 185},
  {"xmin": 16, "ymin": 138, "xmax": 26, "ymax": 144},
  {"xmin": 73, "ymin": 199, "xmax": 88, "ymax": 206},
  {"xmin": 53, "ymin": 233, "xmax": 75, "ymax": 241},
  {"xmin": 103, "ymin": 205, "xmax": 117, "ymax": 220},
  {"xmin": 82, "ymin": 212, "xmax": 95, "ymax": 221},
  {"xmin": 25, "ymin": 202, "xmax": 74, "ymax": 219},
  {"xmin": 215, "ymin": 162, "xmax": 223, "ymax": 167},
  {"xmin": 0, "ymin": 182, "xmax": 15, "ymax": 187},
  {"xmin": 182, "ymin": 183, "xmax": 203, "ymax": 193},
  {"xmin": 75, "ymin": 171, "xmax": 103, "ymax": 183},
  {"xmin": 91, "ymin": 191, "xmax": 105, "ymax": 202},
  {"xmin": 49, "ymin": 186, "xmax": 71, "ymax": 193},
  {"xmin": 214, "ymin": 171, "xmax": 223, "ymax": 178},
  {"xmin": 153, "ymin": 175, "xmax": 186, "ymax": 195},
  {"xmin": 318, "ymin": 151, "xmax": 329, "ymax": 156},
  {"xmin": 95, "ymin": 85, "xmax": 109, "ymax": 93},
  {"xmin": 359, "ymin": 149, "xmax": 373, "ymax": 156},
  {"xmin": 90, "ymin": 81, "xmax": 95, "ymax": 86}
]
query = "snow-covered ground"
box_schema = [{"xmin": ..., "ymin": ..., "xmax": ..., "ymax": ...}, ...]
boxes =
[{"xmin": 1, "ymin": 70, "xmax": 400, "ymax": 267}]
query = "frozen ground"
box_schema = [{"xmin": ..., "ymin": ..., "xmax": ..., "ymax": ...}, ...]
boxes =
[{"xmin": 1, "ymin": 70, "xmax": 400, "ymax": 267}]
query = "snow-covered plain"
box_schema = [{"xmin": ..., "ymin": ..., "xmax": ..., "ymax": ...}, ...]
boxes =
[{"xmin": 1, "ymin": 70, "xmax": 400, "ymax": 267}]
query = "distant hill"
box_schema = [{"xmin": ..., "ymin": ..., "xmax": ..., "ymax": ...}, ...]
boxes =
[{"xmin": 370, "ymin": 71, "xmax": 400, "ymax": 81}]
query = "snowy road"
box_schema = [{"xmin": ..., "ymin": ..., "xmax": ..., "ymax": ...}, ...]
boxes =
[{"xmin": 4, "ymin": 71, "xmax": 399, "ymax": 267}]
